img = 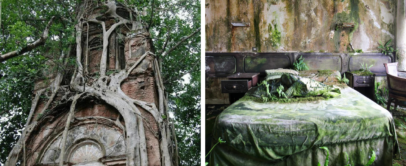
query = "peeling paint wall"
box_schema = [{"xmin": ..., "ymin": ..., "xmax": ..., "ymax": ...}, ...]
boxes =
[{"xmin": 205, "ymin": 0, "xmax": 396, "ymax": 52}]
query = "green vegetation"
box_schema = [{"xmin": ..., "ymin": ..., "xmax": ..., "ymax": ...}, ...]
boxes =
[
  {"xmin": 318, "ymin": 147, "xmax": 329, "ymax": 166},
  {"xmin": 355, "ymin": 49, "xmax": 363, "ymax": 53},
  {"xmin": 277, "ymin": 85, "xmax": 287, "ymax": 98},
  {"xmin": 336, "ymin": 74, "xmax": 349, "ymax": 84},
  {"xmin": 318, "ymin": 147, "xmax": 376, "ymax": 166},
  {"xmin": 351, "ymin": 63, "xmax": 374, "ymax": 76},
  {"xmin": 205, "ymin": 137, "xmax": 226, "ymax": 166},
  {"xmin": 374, "ymin": 82, "xmax": 388, "ymax": 105},
  {"xmin": 293, "ymin": 56, "xmax": 309, "ymax": 71},
  {"xmin": 378, "ymin": 39, "xmax": 397, "ymax": 56},
  {"xmin": 240, "ymin": 95, "xmax": 326, "ymax": 103},
  {"xmin": 318, "ymin": 70, "xmax": 333, "ymax": 76},
  {"xmin": 269, "ymin": 23, "xmax": 281, "ymax": 47}
]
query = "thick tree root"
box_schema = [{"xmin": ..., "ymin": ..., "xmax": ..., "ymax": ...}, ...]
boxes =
[{"xmin": 59, "ymin": 93, "xmax": 82, "ymax": 166}]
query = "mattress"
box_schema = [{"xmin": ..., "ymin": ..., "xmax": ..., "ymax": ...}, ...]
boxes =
[{"xmin": 210, "ymin": 87, "xmax": 399, "ymax": 166}]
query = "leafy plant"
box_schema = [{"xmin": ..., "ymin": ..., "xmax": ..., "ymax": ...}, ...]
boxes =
[
  {"xmin": 337, "ymin": 74, "xmax": 349, "ymax": 84},
  {"xmin": 365, "ymin": 150, "xmax": 376, "ymax": 166},
  {"xmin": 205, "ymin": 137, "xmax": 226, "ymax": 166},
  {"xmin": 360, "ymin": 62, "xmax": 373, "ymax": 72},
  {"xmin": 355, "ymin": 49, "xmax": 363, "ymax": 53},
  {"xmin": 277, "ymin": 85, "xmax": 287, "ymax": 98},
  {"xmin": 344, "ymin": 152, "xmax": 351, "ymax": 166},
  {"xmin": 318, "ymin": 146, "xmax": 330, "ymax": 166},
  {"xmin": 378, "ymin": 39, "xmax": 397, "ymax": 56},
  {"xmin": 352, "ymin": 62, "xmax": 374, "ymax": 76},
  {"xmin": 374, "ymin": 82, "xmax": 388, "ymax": 106},
  {"xmin": 293, "ymin": 56, "xmax": 309, "ymax": 71}
]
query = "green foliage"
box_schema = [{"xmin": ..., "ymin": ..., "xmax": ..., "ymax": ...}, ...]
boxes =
[
  {"xmin": 0, "ymin": 55, "xmax": 47, "ymax": 164},
  {"xmin": 205, "ymin": 137, "xmax": 226, "ymax": 166},
  {"xmin": 365, "ymin": 150, "xmax": 376, "ymax": 166},
  {"xmin": 268, "ymin": 23, "xmax": 281, "ymax": 47},
  {"xmin": 336, "ymin": 74, "xmax": 349, "ymax": 84},
  {"xmin": 259, "ymin": 80, "xmax": 279, "ymax": 102},
  {"xmin": 344, "ymin": 152, "xmax": 350, "ymax": 166},
  {"xmin": 355, "ymin": 49, "xmax": 363, "ymax": 53},
  {"xmin": 317, "ymin": 147, "xmax": 376, "ymax": 166},
  {"xmin": 374, "ymin": 82, "xmax": 388, "ymax": 106},
  {"xmin": 277, "ymin": 85, "xmax": 287, "ymax": 98},
  {"xmin": 378, "ymin": 39, "xmax": 397, "ymax": 56},
  {"xmin": 318, "ymin": 146, "xmax": 330, "ymax": 166},
  {"xmin": 351, "ymin": 62, "xmax": 374, "ymax": 76},
  {"xmin": 360, "ymin": 62, "xmax": 373, "ymax": 72},
  {"xmin": 293, "ymin": 56, "xmax": 309, "ymax": 71}
]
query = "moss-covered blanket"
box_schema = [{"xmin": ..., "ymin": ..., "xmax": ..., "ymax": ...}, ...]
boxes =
[{"xmin": 210, "ymin": 71, "xmax": 399, "ymax": 166}]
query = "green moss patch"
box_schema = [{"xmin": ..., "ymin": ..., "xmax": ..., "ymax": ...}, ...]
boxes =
[
  {"xmin": 239, "ymin": 95, "xmax": 327, "ymax": 103},
  {"xmin": 351, "ymin": 70, "xmax": 374, "ymax": 76},
  {"xmin": 318, "ymin": 70, "xmax": 333, "ymax": 76},
  {"xmin": 268, "ymin": 23, "xmax": 281, "ymax": 47}
]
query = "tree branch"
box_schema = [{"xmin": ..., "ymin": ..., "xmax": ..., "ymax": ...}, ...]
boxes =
[
  {"xmin": 0, "ymin": 16, "xmax": 55, "ymax": 62},
  {"xmin": 161, "ymin": 27, "xmax": 200, "ymax": 56},
  {"xmin": 148, "ymin": 0, "xmax": 155, "ymax": 29}
]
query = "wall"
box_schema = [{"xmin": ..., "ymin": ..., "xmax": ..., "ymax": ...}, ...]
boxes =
[{"xmin": 205, "ymin": 0, "xmax": 396, "ymax": 53}]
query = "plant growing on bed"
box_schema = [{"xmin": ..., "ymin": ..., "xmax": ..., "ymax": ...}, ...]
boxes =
[
  {"xmin": 293, "ymin": 56, "xmax": 309, "ymax": 71},
  {"xmin": 259, "ymin": 81, "xmax": 286, "ymax": 102},
  {"xmin": 336, "ymin": 74, "xmax": 349, "ymax": 84},
  {"xmin": 277, "ymin": 85, "xmax": 287, "ymax": 98}
]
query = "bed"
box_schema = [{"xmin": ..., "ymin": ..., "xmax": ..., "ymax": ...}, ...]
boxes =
[{"xmin": 209, "ymin": 71, "xmax": 399, "ymax": 166}]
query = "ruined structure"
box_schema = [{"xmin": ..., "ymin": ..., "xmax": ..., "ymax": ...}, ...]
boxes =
[{"xmin": 6, "ymin": 1, "xmax": 177, "ymax": 166}]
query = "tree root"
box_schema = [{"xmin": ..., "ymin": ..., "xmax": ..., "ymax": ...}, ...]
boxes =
[{"xmin": 59, "ymin": 93, "xmax": 82, "ymax": 166}]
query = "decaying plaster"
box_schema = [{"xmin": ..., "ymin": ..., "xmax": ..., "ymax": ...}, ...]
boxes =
[{"xmin": 205, "ymin": 0, "xmax": 396, "ymax": 53}]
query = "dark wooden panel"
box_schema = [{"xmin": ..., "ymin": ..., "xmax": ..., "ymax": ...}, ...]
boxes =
[
  {"xmin": 349, "ymin": 53, "xmax": 392, "ymax": 76},
  {"xmin": 300, "ymin": 53, "xmax": 342, "ymax": 71},
  {"xmin": 244, "ymin": 53, "xmax": 291, "ymax": 74},
  {"xmin": 206, "ymin": 53, "xmax": 237, "ymax": 76}
]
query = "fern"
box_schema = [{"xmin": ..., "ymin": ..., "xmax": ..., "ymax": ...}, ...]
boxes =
[
  {"xmin": 378, "ymin": 39, "xmax": 397, "ymax": 56},
  {"xmin": 293, "ymin": 56, "xmax": 309, "ymax": 71}
]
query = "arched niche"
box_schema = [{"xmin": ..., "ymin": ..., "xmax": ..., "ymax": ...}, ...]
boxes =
[{"xmin": 38, "ymin": 119, "xmax": 126, "ymax": 165}]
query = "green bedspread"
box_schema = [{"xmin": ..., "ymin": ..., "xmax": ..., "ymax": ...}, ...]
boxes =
[{"xmin": 211, "ymin": 87, "xmax": 399, "ymax": 166}]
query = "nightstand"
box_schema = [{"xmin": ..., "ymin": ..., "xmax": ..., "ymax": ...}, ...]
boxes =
[
  {"xmin": 345, "ymin": 72, "xmax": 375, "ymax": 99},
  {"xmin": 221, "ymin": 73, "xmax": 260, "ymax": 103}
]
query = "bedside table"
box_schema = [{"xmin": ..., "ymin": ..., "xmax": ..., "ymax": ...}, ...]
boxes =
[
  {"xmin": 221, "ymin": 73, "xmax": 260, "ymax": 103},
  {"xmin": 345, "ymin": 72, "xmax": 375, "ymax": 99}
]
